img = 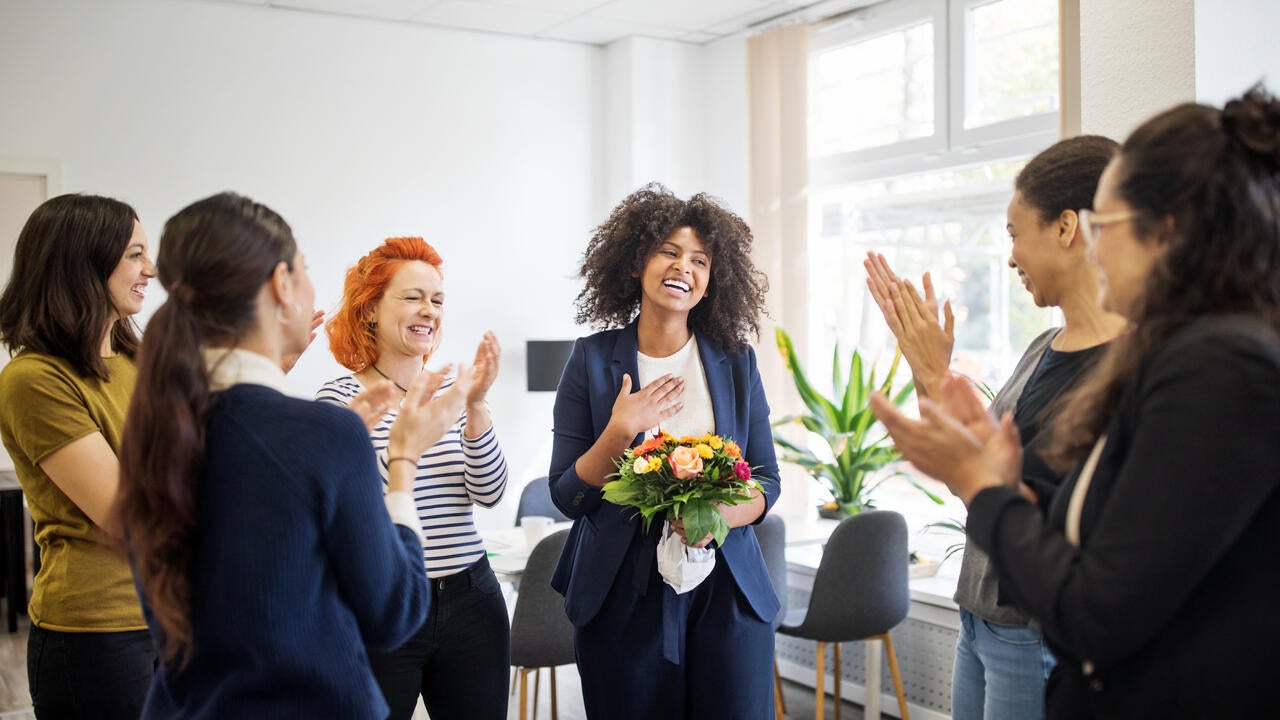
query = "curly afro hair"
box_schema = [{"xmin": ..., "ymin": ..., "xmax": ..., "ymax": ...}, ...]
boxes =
[{"xmin": 574, "ymin": 183, "xmax": 769, "ymax": 350}]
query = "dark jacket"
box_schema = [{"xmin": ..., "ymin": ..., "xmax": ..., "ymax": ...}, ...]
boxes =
[
  {"xmin": 969, "ymin": 315, "xmax": 1280, "ymax": 718},
  {"xmin": 547, "ymin": 323, "xmax": 781, "ymax": 629}
]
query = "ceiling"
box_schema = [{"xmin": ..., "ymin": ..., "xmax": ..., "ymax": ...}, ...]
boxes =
[{"xmin": 190, "ymin": 0, "xmax": 826, "ymax": 46}]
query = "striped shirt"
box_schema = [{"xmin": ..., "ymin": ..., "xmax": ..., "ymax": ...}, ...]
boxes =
[{"xmin": 317, "ymin": 375, "xmax": 508, "ymax": 578}]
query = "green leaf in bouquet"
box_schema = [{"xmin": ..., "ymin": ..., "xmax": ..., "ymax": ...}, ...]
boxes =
[
  {"xmin": 601, "ymin": 479, "xmax": 640, "ymax": 505},
  {"xmin": 681, "ymin": 499, "xmax": 731, "ymax": 548}
]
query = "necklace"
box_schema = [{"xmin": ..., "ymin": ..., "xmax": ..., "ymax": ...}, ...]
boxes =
[{"xmin": 370, "ymin": 364, "xmax": 408, "ymax": 393}]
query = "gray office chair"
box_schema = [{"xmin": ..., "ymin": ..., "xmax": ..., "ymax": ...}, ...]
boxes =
[
  {"xmin": 778, "ymin": 510, "xmax": 910, "ymax": 720},
  {"xmin": 755, "ymin": 514, "xmax": 788, "ymax": 720},
  {"xmin": 510, "ymin": 529, "xmax": 576, "ymax": 720},
  {"xmin": 514, "ymin": 476, "xmax": 570, "ymax": 525}
]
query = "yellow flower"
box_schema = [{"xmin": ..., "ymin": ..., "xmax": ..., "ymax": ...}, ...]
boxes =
[
  {"xmin": 707, "ymin": 435, "xmax": 723, "ymax": 450},
  {"xmin": 694, "ymin": 443, "xmax": 714, "ymax": 459},
  {"xmin": 647, "ymin": 456, "xmax": 664, "ymax": 473},
  {"xmin": 679, "ymin": 435, "xmax": 700, "ymax": 445}
]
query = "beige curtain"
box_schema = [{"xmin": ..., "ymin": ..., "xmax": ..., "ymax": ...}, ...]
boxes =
[{"xmin": 747, "ymin": 24, "xmax": 810, "ymax": 516}]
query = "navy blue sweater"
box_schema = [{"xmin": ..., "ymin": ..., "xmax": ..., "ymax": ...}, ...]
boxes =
[{"xmin": 140, "ymin": 384, "xmax": 430, "ymax": 719}]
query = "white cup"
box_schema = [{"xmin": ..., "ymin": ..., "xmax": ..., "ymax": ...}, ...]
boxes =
[{"xmin": 521, "ymin": 515, "xmax": 555, "ymax": 548}]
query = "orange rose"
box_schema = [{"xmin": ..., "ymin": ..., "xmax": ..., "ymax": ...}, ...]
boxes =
[{"xmin": 668, "ymin": 445, "xmax": 704, "ymax": 480}]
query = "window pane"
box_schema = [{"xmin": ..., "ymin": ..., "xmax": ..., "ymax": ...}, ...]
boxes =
[
  {"xmin": 964, "ymin": 0, "xmax": 1059, "ymax": 129},
  {"xmin": 808, "ymin": 161, "xmax": 1055, "ymax": 393},
  {"xmin": 811, "ymin": 21, "xmax": 935, "ymax": 155}
]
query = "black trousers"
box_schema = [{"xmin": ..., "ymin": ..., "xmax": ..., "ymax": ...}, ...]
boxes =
[
  {"xmin": 368, "ymin": 555, "xmax": 510, "ymax": 720},
  {"xmin": 27, "ymin": 625, "xmax": 156, "ymax": 720}
]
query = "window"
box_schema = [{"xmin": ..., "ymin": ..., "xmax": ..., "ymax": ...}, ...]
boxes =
[{"xmin": 808, "ymin": 0, "xmax": 1060, "ymax": 390}]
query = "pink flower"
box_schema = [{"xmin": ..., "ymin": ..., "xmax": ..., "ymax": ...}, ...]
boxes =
[
  {"xmin": 734, "ymin": 462, "xmax": 751, "ymax": 481},
  {"xmin": 668, "ymin": 445, "xmax": 704, "ymax": 480}
]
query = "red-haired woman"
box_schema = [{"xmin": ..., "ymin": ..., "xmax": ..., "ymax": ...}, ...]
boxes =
[{"xmin": 319, "ymin": 237, "xmax": 509, "ymax": 720}]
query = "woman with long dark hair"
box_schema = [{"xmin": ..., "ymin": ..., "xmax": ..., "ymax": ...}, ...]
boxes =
[
  {"xmin": 0, "ymin": 193, "xmax": 157, "ymax": 719},
  {"xmin": 549, "ymin": 184, "xmax": 780, "ymax": 718},
  {"xmin": 116, "ymin": 192, "xmax": 467, "ymax": 718},
  {"xmin": 864, "ymin": 135, "xmax": 1126, "ymax": 720},
  {"xmin": 872, "ymin": 87, "xmax": 1280, "ymax": 717},
  {"xmin": 319, "ymin": 237, "xmax": 509, "ymax": 720}
]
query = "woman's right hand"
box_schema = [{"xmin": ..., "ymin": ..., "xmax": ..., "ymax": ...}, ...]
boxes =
[
  {"xmin": 864, "ymin": 251, "xmax": 955, "ymax": 398},
  {"xmin": 606, "ymin": 373, "xmax": 685, "ymax": 440}
]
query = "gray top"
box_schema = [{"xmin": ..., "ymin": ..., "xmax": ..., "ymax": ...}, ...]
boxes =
[{"xmin": 953, "ymin": 327, "xmax": 1058, "ymax": 625}]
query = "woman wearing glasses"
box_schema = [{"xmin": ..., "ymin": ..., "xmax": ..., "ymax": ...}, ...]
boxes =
[
  {"xmin": 319, "ymin": 237, "xmax": 509, "ymax": 720},
  {"xmin": 872, "ymin": 86, "xmax": 1280, "ymax": 717},
  {"xmin": 865, "ymin": 135, "xmax": 1127, "ymax": 720}
]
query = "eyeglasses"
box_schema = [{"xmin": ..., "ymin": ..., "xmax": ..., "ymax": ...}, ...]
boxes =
[{"xmin": 1079, "ymin": 209, "xmax": 1138, "ymax": 246}]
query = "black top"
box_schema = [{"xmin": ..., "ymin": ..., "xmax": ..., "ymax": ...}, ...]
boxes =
[
  {"xmin": 968, "ymin": 315, "xmax": 1280, "ymax": 719},
  {"xmin": 1014, "ymin": 342, "xmax": 1106, "ymax": 509}
]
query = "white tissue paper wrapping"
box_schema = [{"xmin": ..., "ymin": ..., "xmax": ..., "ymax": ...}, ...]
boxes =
[{"xmin": 657, "ymin": 520, "xmax": 716, "ymax": 594}]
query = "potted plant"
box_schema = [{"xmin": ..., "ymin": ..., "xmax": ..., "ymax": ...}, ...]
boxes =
[{"xmin": 771, "ymin": 326, "xmax": 943, "ymax": 517}]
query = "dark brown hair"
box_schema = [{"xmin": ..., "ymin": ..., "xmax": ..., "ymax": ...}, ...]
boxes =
[
  {"xmin": 116, "ymin": 192, "xmax": 297, "ymax": 664},
  {"xmin": 1046, "ymin": 85, "xmax": 1280, "ymax": 467},
  {"xmin": 1015, "ymin": 135, "xmax": 1119, "ymax": 223},
  {"xmin": 0, "ymin": 194, "xmax": 141, "ymax": 379},
  {"xmin": 574, "ymin": 183, "xmax": 769, "ymax": 349}
]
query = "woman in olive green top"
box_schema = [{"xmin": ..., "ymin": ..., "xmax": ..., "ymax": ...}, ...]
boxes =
[{"xmin": 0, "ymin": 194, "xmax": 158, "ymax": 718}]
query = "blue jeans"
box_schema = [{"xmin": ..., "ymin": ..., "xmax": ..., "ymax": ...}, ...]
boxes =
[{"xmin": 952, "ymin": 608, "xmax": 1055, "ymax": 720}]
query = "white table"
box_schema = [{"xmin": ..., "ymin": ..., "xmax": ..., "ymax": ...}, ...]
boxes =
[{"xmin": 482, "ymin": 521, "xmax": 574, "ymax": 581}]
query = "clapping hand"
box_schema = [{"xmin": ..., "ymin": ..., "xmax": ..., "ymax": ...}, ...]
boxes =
[
  {"xmin": 869, "ymin": 374, "xmax": 1021, "ymax": 506},
  {"xmin": 281, "ymin": 309, "xmax": 326, "ymax": 374},
  {"xmin": 348, "ymin": 381, "xmax": 399, "ymax": 433},
  {"xmin": 465, "ymin": 331, "xmax": 501, "ymax": 408},
  {"xmin": 864, "ymin": 252, "xmax": 955, "ymax": 399}
]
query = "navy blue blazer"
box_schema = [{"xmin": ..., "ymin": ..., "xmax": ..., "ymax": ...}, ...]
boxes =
[{"xmin": 548, "ymin": 322, "xmax": 781, "ymax": 628}]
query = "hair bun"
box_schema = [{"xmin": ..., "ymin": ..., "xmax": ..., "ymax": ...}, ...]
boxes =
[{"xmin": 1221, "ymin": 84, "xmax": 1280, "ymax": 171}]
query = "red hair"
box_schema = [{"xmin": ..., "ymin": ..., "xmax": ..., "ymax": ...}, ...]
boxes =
[{"xmin": 326, "ymin": 237, "xmax": 444, "ymax": 371}]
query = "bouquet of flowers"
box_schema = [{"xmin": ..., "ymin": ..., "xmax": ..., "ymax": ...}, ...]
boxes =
[{"xmin": 602, "ymin": 431, "xmax": 760, "ymax": 547}]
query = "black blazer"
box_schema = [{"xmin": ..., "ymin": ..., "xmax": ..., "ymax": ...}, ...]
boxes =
[
  {"xmin": 547, "ymin": 323, "xmax": 781, "ymax": 629},
  {"xmin": 969, "ymin": 315, "xmax": 1280, "ymax": 719}
]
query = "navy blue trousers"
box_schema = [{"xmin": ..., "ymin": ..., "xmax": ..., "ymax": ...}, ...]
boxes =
[{"xmin": 575, "ymin": 546, "xmax": 775, "ymax": 719}]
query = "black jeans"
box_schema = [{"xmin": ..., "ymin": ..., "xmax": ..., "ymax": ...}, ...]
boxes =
[
  {"xmin": 28, "ymin": 625, "xmax": 156, "ymax": 719},
  {"xmin": 368, "ymin": 555, "xmax": 510, "ymax": 720}
]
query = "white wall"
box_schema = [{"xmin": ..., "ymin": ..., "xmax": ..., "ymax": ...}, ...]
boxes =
[
  {"xmin": 1194, "ymin": 0, "xmax": 1280, "ymax": 105},
  {"xmin": 1078, "ymin": 0, "xmax": 1195, "ymax": 140},
  {"xmin": 0, "ymin": 0, "xmax": 605, "ymax": 526}
]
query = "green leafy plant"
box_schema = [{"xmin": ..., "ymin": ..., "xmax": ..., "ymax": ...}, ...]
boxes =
[
  {"xmin": 771, "ymin": 326, "xmax": 944, "ymax": 516},
  {"xmin": 923, "ymin": 518, "xmax": 967, "ymax": 562}
]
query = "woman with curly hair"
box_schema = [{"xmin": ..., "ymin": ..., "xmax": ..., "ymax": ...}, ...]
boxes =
[
  {"xmin": 872, "ymin": 86, "xmax": 1280, "ymax": 718},
  {"xmin": 548, "ymin": 184, "xmax": 780, "ymax": 718},
  {"xmin": 318, "ymin": 237, "xmax": 509, "ymax": 720}
]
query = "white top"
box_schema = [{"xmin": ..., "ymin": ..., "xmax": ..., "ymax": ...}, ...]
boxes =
[
  {"xmin": 637, "ymin": 335, "xmax": 715, "ymax": 438},
  {"xmin": 317, "ymin": 375, "xmax": 508, "ymax": 577}
]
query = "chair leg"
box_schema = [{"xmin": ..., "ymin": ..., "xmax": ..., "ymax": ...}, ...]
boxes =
[
  {"xmin": 881, "ymin": 634, "xmax": 910, "ymax": 720},
  {"xmin": 814, "ymin": 641, "xmax": 825, "ymax": 720},
  {"xmin": 773, "ymin": 656, "xmax": 786, "ymax": 719},
  {"xmin": 518, "ymin": 668, "xmax": 530, "ymax": 720},
  {"xmin": 533, "ymin": 668, "xmax": 541, "ymax": 720},
  {"xmin": 550, "ymin": 666, "xmax": 559, "ymax": 720},
  {"xmin": 511, "ymin": 667, "xmax": 517, "ymax": 696},
  {"xmin": 833, "ymin": 642, "xmax": 841, "ymax": 720}
]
